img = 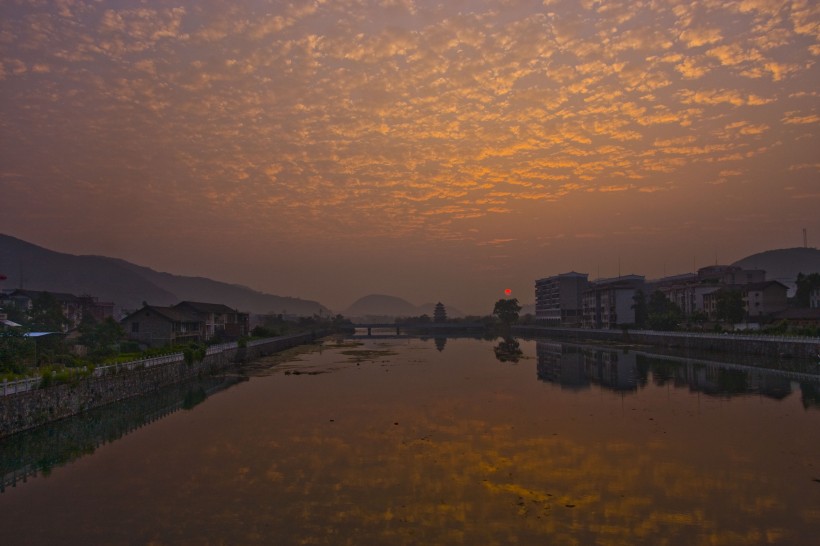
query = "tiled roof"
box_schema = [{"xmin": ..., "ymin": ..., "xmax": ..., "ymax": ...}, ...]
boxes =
[
  {"xmin": 121, "ymin": 305, "xmax": 201, "ymax": 323},
  {"xmin": 175, "ymin": 301, "xmax": 237, "ymax": 314},
  {"xmin": 773, "ymin": 308, "xmax": 820, "ymax": 320},
  {"xmin": 10, "ymin": 289, "xmax": 80, "ymax": 302}
]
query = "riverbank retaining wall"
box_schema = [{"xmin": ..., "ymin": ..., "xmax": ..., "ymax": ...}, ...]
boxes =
[
  {"xmin": 0, "ymin": 332, "xmax": 324, "ymax": 438},
  {"xmin": 512, "ymin": 326, "xmax": 820, "ymax": 359}
]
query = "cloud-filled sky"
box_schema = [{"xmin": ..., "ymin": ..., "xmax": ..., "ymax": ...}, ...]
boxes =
[{"xmin": 1, "ymin": 0, "xmax": 818, "ymax": 314}]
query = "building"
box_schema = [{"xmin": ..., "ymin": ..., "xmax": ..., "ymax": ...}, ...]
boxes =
[
  {"xmin": 121, "ymin": 305, "xmax": 203, "ymax": 348},
  {"xmin": 581, "ymin": 275, "xmax": 645, "ymax": 329},
  {"xmin": 743, "ymin": 281, "xmax": 788, "ymax": 318},
  {"xmin": 173, "ymin": 301, "xmax": 250, "ymax": 340},
  {"xmin": 648, "ymin": 273, "xmax": 718, "ymax": 317},
  {"xmin": 3, "ymin": 289, "xmax": 114, "ymax": 331},
  {"xmin": 78, "ymin": 295, "xmax": 115, "ymax": 323},
  {"xmin": 696, "ymin": 265, "xmax": 765, "ymax": 285},
  {"xmin": 772, "ymin": 308, "xmax": 820, "ymax": 329},
  {"xmin": 535, "ymin": 272, "xmax": 588, "ymax": 326},
  {"xmin": 0, "ymin": 311, "xmax": 22, "ymax": 330},
  {"xmin": 702, "ymin": 281, "xmax": 788, "ymax": 322},
  {"xmin": 6, "ymin": 289, "xmax": 83, "ymax": 331}
]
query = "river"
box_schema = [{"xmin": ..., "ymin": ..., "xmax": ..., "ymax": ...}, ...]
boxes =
[{"xmin": 1, "ymin": 336, "xmax": 819, "ymax": 545}]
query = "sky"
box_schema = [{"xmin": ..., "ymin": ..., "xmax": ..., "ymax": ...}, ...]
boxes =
[{"xmin": 1, "ymin": 0, "xmax": 818, "ymax": 315}]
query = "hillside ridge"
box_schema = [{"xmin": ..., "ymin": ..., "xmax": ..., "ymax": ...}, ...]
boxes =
[{"xmin": 0, "ymin": 234, "xmax": 328, "ymax": 316}]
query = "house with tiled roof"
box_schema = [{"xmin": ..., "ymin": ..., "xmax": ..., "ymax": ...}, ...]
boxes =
[
  {"xmin": 121, "ymin": 305, "xmax": 203, "ymax": 348},
  {"xmin": 743, "ymin": 281, "xmax": 789, "ymax": 318},
  {"xmin": 173, "ymin": 301, "xmax": 249, "ymax": 341},
  {"xmin": 703, "ymin": 281, "xmax": 788, "ymax": 322}
]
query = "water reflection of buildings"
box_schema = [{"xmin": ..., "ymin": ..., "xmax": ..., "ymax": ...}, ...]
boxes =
[
  {"xmin": 536, "ymin": 341, "xmax": 639, "ymax": 391},
  {"xmin": 0, "ymin": 375, "xmax": 245, "ymax": 493},
  {"xmin": 536, "ymin": 341, "xmax": 820, "ymax": 407}
]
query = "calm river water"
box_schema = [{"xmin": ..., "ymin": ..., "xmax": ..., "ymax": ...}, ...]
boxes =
[{"xmin": 1, "ymin": 336, "xmax": 819, "ymax": 545}]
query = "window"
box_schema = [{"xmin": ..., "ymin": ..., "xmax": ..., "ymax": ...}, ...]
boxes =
[{"xmin": 131, "ymin": 322, "xmax": 139, "ymax": 333}]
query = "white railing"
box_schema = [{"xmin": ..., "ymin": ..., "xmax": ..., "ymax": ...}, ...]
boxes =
[
  {"xmin": 1, "ymin": 377, "xmax": 41, "ymax": 396},
  {"xmin": 91, "ymin": 352, "xmax": 185, "ymax": 377},
  {"xmin": 0, "ymin": 333, "xmax": 320, "ymax": 398}
]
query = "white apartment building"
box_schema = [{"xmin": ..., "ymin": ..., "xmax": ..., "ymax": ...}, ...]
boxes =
[
  {"xmin": 581, "ymin": 275, "xmax": 645, "ymax": 329},
  {"xmin": 535, "ymin": 272, "xmax": 589, "ymax": 326}
]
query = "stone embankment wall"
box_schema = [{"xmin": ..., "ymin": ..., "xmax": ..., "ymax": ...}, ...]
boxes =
[
  {"xmin": 513, "ymin": 326, "xmax": 820, "ymax": 359},
  {"xmin": 0, "ymin": 332, "xmax": 322, "ymax": 438}
]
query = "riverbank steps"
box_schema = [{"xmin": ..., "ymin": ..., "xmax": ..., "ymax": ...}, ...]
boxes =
[
  {"xmin": 513, "ymin": 326, "xmax": 820, "ymax": 359},
  {"xmin": 0, "ymin": 332, "xmax": 325, "ymax": 438}
]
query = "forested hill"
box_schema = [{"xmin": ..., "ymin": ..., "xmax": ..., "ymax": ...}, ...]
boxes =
[
  {"xmin": 732, "ymin": 247, "xmax": 820, "ymax": 294},
  {"xmin": 0, "ymin": 234, "xmax": 329, "ymax": 316}
]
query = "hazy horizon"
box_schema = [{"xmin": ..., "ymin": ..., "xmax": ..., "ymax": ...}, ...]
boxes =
[{"xmin": 1, "ymin": 1, "xmax": 818, "ymax": 315}]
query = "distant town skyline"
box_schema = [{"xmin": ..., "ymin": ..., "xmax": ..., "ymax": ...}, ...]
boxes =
[{"xmin": 1, "ymin": 1, "xmax": 818, "ymax": 315}]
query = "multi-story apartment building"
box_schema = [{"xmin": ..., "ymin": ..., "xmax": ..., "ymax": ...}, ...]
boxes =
[
  {"xmin": 702, "ymin": 281, "xmax": 788, "ymax": 321},
  {"xmin": 3, "ymin": 289, "xmax": 114, "ymax": 331},
  {"xmin": 647, "ymin": 266, "xmax": 770, "ymax": 319},
  {"xmin": 581, "ymin": 275, "xmax": 645, "ymax": 329},
  {"xmin": 696, "ymin": 265, "xmax": 765, "ymax": 285},
  {"xmin": 649, "ymin": 273, "xmax": 719, "ymax": 316},
  {"xmin": 534, "ymin": 272, "xmax": 588, "ymax": 326}
]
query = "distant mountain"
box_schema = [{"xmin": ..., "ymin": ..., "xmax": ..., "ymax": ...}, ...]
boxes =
[
  {"xmin": 0, "ymin": 234, "xmax": 329, "ymax": 316},
  {"xmin": 343, "ymin": 294, "xmax": 419, "ymax": 319},
  {"xmin": 733, "ymin": 247, "xmax": 820, "ymax": 278},
  {"xmin": 732, "ymin": 247, "xmax": 820, "ymax": 295},
  {"xmin": 343, "ymin": 294, "xmax": 469, "ymax": 319}
]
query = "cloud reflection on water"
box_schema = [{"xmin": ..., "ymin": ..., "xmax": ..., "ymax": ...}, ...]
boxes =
[{"xmin": 1, "ymin": 337, "xmax": 818, "ymax": 545}]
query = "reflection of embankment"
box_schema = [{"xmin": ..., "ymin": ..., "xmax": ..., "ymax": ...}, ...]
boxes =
[
  {"xmin": 517, "ymin": 326, "xmax": 820, "ymax": 359},
  {"xmin": 0, "ymin": 375, "xmax": 245, "ymax": 493},
  {"xmin": 535, "ymin": 340, "xmax": 820, "ymax": 408}
]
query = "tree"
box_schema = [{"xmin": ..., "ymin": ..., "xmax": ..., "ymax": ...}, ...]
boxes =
[
  {"xmin": 647, "ymin": 290, "xmax": 683, "ymax": 331},
  {"xmin": 632, "ymin": 290, "xmax": 648, "ymax": 328},
  {"xmin": 493, "ymin": 337, "xmax": 523, "ymax": 363},
  {"xmin": 493, "ymin": 298, "xmax": 521, "ymax": 327},
  {"xmin": 0, "ymin": 328, "xmax": 31, "ymax": 374},
  {"xmin": 795, "ymin": 273, "xmax": 820, "ymax": 308},
  {"xmin": 28, "ymin": 292, "xmax": 69, "ymax": 332},
  {"xmin": 433, "ymin": 302, "xmax": 447, "ymax": 323},
  {"xmin": 688, "ymin": 310, "xmax": 708, "ymax": 328},
  {"xmin": 78, "ymin": 315, "xmax": 125, "ymax": 363},
  {"xmin": 716, "ymin": 289, "xmax": 745, "ymax": 324}
]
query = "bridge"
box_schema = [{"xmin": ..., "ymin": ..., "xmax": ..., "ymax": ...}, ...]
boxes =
[{"xmin": 350, "ymin": 322, "xmax": 487, "ymax": 337}]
